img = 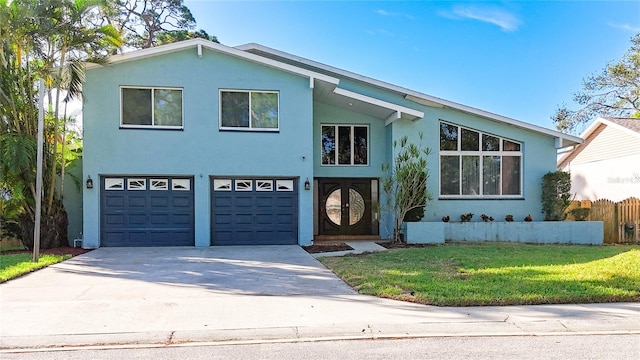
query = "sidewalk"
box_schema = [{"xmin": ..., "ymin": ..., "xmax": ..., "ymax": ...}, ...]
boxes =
[{"xmin": 1, "ymin": 247, "xmax": 639, "ymax": 351}]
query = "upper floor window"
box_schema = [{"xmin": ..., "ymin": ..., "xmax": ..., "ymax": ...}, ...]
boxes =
[
  {"xmin": 321, "ymin": 125, "xmax": 368, "ymax": 166},
  {"xmin": 121, "ymin": 87, "xmax": 183, "ymax": 129},
  {"xmin": 439, "ymin": 121, "xmax": 522, "ymax": 198},
  {"xmin": 220, "ymin": 90, "xmax": 279, "ymax": 131}
]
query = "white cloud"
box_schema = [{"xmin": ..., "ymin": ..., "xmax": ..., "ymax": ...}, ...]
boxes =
[
  {"xmin": 608, "ymin": 22, "xmax": 640, "ymax": 32},
  {"xmin": 441, "ymin": 5, "xmax": 521, "ymax": 32},
  {"xmin": 375, "ymin": 9, "xmax": 415, "ymax": 21}
]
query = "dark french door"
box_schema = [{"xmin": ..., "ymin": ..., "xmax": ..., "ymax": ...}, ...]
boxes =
[{"xmin": 318, "ymin": 178, "xmax": 376, "ymax": 236}]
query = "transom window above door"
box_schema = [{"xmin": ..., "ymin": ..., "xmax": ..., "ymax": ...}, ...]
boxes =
[
  {"xmin": 439, "ymin": 121, "xmax": 522, "ymax": 198},
  {"xmin": 121, "ymin": 87, "xmax": 183, "ymax": 129},
  {"xmin": 321, "ymin": 125, "xmax": 369, "ymax": 166},
  {"xmin": 220, "ymin": 90, "xmax": 279, "ymax": 131}
]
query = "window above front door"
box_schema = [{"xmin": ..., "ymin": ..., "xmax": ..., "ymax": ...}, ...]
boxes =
[{"xmin": 321, "ymin": 125, "xmax": 369, "ymax": 166}]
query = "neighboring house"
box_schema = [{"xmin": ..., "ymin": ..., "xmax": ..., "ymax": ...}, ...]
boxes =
[
  {"xmin": 558, "ymin": 117, "xmax": 640, "ymax": 202},
  {"xmin": 81, "ymin": 39, "xmax": 581, "ymax": 248}
]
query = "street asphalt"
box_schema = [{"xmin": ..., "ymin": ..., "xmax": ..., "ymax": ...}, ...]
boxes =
[{"xmin": 1, "ymin": 245, "xmax": 639, "ymax": 352}]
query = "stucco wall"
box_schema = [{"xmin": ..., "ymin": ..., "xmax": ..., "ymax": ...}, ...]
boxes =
[
  {"xmin": 391, "ymin": 106, "xmax": 557, "ymax": 223},
  {"xmin": 83, "ymin": 48, "xmax": 315, "ymax": 247}
]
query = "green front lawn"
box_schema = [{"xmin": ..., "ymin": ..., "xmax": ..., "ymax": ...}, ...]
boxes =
[
  {"xmin": 319, "ymin": 243, "xmax": 640, "ymax": 306},
  {"xmin": 0, "ymin": 253, "xmax": 71, "ymax": 283}
]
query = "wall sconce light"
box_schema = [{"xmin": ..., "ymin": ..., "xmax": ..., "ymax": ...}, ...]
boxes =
[
  {"xmin": 86, "ymin": 176, "xmax": 93, "ymax": 189},
  {"xmin": 304, "ymin": 178, "xmax": 311, "ymax": 191}
]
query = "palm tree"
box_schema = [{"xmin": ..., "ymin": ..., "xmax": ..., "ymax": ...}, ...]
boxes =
[{"xmin": 0, "ymin": 0, "xmax": 121, "ymax": 249}]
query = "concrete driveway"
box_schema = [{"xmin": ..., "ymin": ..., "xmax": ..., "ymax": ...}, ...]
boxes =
[{"xmin": 2, "ymin": 246, "xmax": 639, "ymax": 350}]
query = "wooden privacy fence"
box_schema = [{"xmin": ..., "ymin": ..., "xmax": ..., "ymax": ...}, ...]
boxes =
[{"xmin": 567, "ymin": 197, "xmax": 640, "ymax": 244}]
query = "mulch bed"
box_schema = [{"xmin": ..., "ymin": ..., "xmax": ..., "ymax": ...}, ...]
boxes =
[
  {"xmin": 302, "ymin": 243, "xmax": 354, "ymax": 254},
  {"xmin": 376, "ymin": 242, "xmax": 434, "ymax": 249},
  {"xmin": 1, "ymin": 246, "xmax": 93, "ymax": 257}
]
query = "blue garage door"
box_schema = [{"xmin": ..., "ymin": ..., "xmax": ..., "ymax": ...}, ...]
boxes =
[
  {"xmin": 211, "ymin": 178, "xmax": 298, "ymax": 245},
  {"xmin": 101, "ymin": 177, "xmax": 195, "ymax": 247}
]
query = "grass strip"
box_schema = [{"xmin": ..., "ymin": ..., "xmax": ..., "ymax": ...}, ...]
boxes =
[
  {"xmin": 0, "ymin": 253, "xmax": 71, "ymax": 283},
  {"xmin": 319, "ymin": 243, "xmax": 640, "ymax": 306}
]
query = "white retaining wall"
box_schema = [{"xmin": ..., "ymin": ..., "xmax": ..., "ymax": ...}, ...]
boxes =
[{"xmin": 405, "ymin": 221, "xmax": 604, "ymax": 245}]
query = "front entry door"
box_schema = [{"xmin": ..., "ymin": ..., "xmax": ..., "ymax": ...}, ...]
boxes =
[{"xmin": 318, "ymin": 178, "xmax": 375, "ymax": 235}]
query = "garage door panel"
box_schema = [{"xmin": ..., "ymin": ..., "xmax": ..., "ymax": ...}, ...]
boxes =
[
  {"xmin": 215, "ymin": 214, "xmax": 232, "ymax": 225},
  {"xmin": 276, "ymin": 214, "xmax": 294, "ymax": 224},
  {"xmin": 275, "ymin": 197, "xmax": 294, "ymax": 207},
  {"xmin": 105, "ymin": 196, "xmax": 125, "ymax": 208},
  {"xmin": 105, "ymin": 214, "xmax": 125, "ymax": 226},
  {"xmin": 172, "ymin": 214, "xmax": 192, "ymax": 225},
  {"xmin": 236, "ymin": 196, "xmax": 253, "ymax": 207},
  {"xmin": 128, "ymin": 196, "xmax": 147, "ymax": 207},
  {"xmin": 150, "ymin": 214, "xmax": 169, "ymax": 225},
  {"xmin": 150, "ymin": 196, "xmax": 169, "ymax": 207},
  {"xmin": 255, "ymin": 214, "xmax": 273, "ymax": 224},
  {"xmin": 101, "ymin": 177, "xmax": 194, "ymax": 247},
  {"xmin": 104, "ymin": 232, "xmax": 125, "ymax": 246},
  {"xmin": 172, "ymin": 196, "xmax": 191, "ymax": 207},
  {"xmin": 211, "ymin": 178, "xmax": 298, "ymax": 246},
  {"xmin": 255, "ymin": 197, "xmax": 273, "ymax": 207},
  {"xmin": 236, "ymin": 214, "xmax": 253, "ymax": 224},
  {"xmin": 128, "ymin": 214, "xmax": 147, "ymax": 225}
]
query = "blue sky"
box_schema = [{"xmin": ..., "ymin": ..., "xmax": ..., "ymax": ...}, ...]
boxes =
[{"xmin": 184, "ymin": 0, "xmax": 640, "ymax": 131}]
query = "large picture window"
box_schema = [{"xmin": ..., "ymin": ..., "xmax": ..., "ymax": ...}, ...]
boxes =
[
  {"xmin": 121, "ymin": 87, "xmax": 183, "ymax": 128},
  {"xmin": 220, "ymin": 90, "xmax": 279, "ymax": 130},
  {"xmin": 439, "ymin": 121, "xmax": 522, "ymax": 197},
  {"xmin": 321, "ymin": 125, "xmax": 368, "ymax": 166}
]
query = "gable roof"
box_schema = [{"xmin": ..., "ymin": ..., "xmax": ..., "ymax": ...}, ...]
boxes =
[
  {"xmin": 236, "ymin": 43, "xmax": 582, "ymax": 148},
  {"xmin": 557, "ymin": 117, "xmax": 640, "ymax": 168},
  {"xmin": 86, "ymin": 38, "xmax": 582, "ymax": 148}
]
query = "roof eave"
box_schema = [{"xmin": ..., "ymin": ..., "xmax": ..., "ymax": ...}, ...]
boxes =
[
  {"xmin": 238, "ymin": 43, "xmax": 583, "ymax": 147},
  {"xmin": 85, "ymin": 39, "xmax": 340, "ymax": 86}
]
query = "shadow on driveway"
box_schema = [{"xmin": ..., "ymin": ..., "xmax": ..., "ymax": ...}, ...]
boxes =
[{"xmin": 37, "ymin": 246, "xmax": 358, "ymax": 297}]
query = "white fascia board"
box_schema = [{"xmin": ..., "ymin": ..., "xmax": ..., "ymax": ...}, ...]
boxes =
[
  {"xmin": 86, "ymin": 39, "xmax": 339, "ymax": 86},
  {"xmin": 237, "ymin": 43, "xmax": 582, "ymax": 147},
  {"xmin": 385, "ymin": 111, "xmax": 401, "ymax": 126},
  {"xmin": 333, "ymin": 87, "xmax": 424, "ymax": 121}
]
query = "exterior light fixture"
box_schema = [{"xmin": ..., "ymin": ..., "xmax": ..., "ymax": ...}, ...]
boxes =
[
  {"xmin": 86, "ymin": 176, "xmax": 94, "ymax": 189},
  {"xmin": 304, "ymin": 178, "xmax": 311, "ymax": 191}
]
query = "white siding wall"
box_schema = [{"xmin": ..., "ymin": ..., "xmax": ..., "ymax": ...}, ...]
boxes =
[
  {"xmin": 571, "ymin": 125, "xmax": 640, "ymax": 165},
  {"xmin": 565, "ymin": 153, "xmax": 640, "ymax": 201}
]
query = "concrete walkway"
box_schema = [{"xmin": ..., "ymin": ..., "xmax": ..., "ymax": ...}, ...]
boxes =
[
  {"xmin": 1, "ymin": 246, "xmax": 639, "ymax": 352},
  {"xmin": 310, "ymin": 241, "xmax": 388, "ymax": 258}
]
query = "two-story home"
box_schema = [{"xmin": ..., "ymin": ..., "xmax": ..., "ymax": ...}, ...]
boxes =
[{"xmin": 81, "ymin": 39, "xmax": 581, "ymax": 248}]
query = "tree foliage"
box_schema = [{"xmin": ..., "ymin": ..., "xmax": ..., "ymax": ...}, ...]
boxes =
[
  {"xmin": 381, "ymin": 133, "xmax": 432, "ymax": 243},
  {"xmin": 108, "ymin": 0, "xmax": 218, "ymax": 50},
  {"xmin": 1, "ymin": 0, "xmax": 213, "ymax": 248},
  {"xmin": 553, "ymin": 33, "xmax": 640, "ymax": 134},
  {"xmin": 1, "ymin": 0, "xmax": 120, "ymax": 248},
  {"xmin": 541, "ymin": 171, "xmax": 572, "ymax": 221}
]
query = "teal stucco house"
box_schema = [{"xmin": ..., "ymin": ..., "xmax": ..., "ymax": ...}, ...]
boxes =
[{"xmin": 80, "ymin": 39, "xmax": 582, "ymax": 248}]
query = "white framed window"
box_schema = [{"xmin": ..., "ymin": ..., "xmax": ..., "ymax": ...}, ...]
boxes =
[
  {"xmin": 127, "ymin": 178, "xmax": 146, "ymax": 190},
  {"xmin": 172, "ymin": 179, "xmax": 191, "ymax": 191},
  {"xmin": 220, "ymin": 90, "xmax": 279, "ymax": 131},
  {"xmin": 439, "ymin": 121, "xmax": 522, "ymax": 198},
  {"xmin": 321, "ymin": 125, "xmax": 368, "ymax": 166},
  {"xmin": 235, "ymin": 180, "xmax": 253, "ymax": 191},
  {"xmin": 213, "ymin": 179, "xmax": 231, "ymax": 191},
  {"xmin": 121, "ymin": 86, "xmax": 183, "ymax": 129},
  {"xmin": 276, "ymin": 179, "xmax": 294, "ymax": 192},
  {"xmin": 150, "ymin": 179, "xmax": 168, "ymax": 190},
  {"xmin": 256, "ymin": 180, "xmax": 273, "ymax": 191},
  {"xmin": 105, "ymin": 178, "xmax": 124, "ymax": 190}
]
